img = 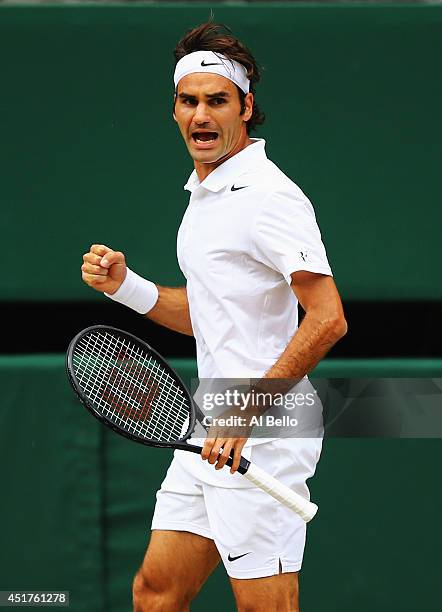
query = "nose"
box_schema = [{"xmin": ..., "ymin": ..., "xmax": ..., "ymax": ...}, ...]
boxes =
[{"xmin": 193, "ymin": 101, "xmax": 211, "ymax": 125}]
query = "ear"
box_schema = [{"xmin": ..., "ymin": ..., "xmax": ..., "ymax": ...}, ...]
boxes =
[
  {"xmin": 173, "ymin": 93, "xmax": 177, "ymax": 122},
  {"xmin": 244, "ymin": 92, "xmax": 254, "ymax": 123}
]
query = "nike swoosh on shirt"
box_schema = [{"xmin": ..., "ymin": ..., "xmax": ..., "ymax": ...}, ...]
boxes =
[
  {"xmin": 228, "ymin": 552, "xmax": 251, "ymax": 562},
  {"xmin": 201, "ymin": 60, "xmax": 223, "ymax": 67},
  {"xmin": 231, "ymin": 185, "xmax": 249, "ymax": 191}
]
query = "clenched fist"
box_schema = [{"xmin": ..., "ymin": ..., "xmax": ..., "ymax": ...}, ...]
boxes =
[{"xmin": 81, "ymin": 244, "xmax": 126, "ymax": 295}]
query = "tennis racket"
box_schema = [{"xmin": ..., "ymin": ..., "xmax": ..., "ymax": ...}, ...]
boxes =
[{"xmin": 66, "ymin": 325, "xmax": 318, "ymax": 522}]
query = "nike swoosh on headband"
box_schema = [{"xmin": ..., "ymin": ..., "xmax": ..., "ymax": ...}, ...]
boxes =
[{"xmin": 201, "ymin": 60, "xmax": 224, "ymax": 67}]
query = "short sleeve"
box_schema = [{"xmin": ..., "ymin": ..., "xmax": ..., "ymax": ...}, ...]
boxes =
[{"xmin": 250, "ymin": 188, "xmax": 333, "ymax": 284}]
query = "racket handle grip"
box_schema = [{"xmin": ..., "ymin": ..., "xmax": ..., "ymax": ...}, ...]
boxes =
[{"xmin": 243, "ymin": 463, "xmax": 318, "ymax": 523}]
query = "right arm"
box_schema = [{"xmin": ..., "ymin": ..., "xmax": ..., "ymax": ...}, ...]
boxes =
[
  {"xmin": 146, "ymin": 286, "xmax": 193, "ymax": 336},
  {"xmin": 81, "ymin": 244, "xmax": 193, "ymax": 336}
]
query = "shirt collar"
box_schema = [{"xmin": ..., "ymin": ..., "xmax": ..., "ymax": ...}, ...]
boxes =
[{"xmin": 183, "ymin": 138, "xmax": 267, "ymax": 193}]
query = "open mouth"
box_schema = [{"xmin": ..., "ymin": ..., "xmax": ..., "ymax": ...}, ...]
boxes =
[{"xmin": 192, "ymin": 132, "xmax": 219, "ymax": 144}]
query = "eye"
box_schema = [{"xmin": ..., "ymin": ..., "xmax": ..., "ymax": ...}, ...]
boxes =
[
  {"xmin": 211, "ymin": 98, "xmax": 227, "ymax": 105},
  {"xmin": 181, "ymin": 98, "xmax": 197, "ymax": 106}
]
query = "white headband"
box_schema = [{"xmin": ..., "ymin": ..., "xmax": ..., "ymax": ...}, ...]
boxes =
[{"xmin": 174, "ymin": 50, "xmax": 250, "ymax": 94}]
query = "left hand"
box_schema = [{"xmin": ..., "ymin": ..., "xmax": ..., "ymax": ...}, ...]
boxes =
[{"xmin": 201, "ymin": 407, "xmax": 254, "ymax": 474}]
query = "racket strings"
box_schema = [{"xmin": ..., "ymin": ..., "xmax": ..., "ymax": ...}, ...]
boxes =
[
  {"xmin": 72, "ymin": 331, "xmax": 191, "ymax": 442},
  {"xmin": 74, "ymin": 333, "xmax": 189, "ymax": 441}
]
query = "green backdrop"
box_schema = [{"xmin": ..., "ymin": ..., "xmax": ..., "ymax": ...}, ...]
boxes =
[
  {"xmin": 1, "ymin": 355, "xmax": 441, "ymax": 611},
  {"xmin": 1, "ymin": 3, "xmax": 441, "ymax": 611},
  {"xmin": 1, "ymin": 3, "xmax": 441, "ymax": 301}
]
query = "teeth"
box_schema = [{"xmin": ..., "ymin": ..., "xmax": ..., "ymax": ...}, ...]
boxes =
[{"xmin": 192, "ymin": 133, "xmax": 218, "ymax": 144}]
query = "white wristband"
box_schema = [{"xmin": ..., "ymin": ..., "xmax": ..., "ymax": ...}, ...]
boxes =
[{"xmin": 105, "ymin": 267, "xmax": 159, "ymax": 314}]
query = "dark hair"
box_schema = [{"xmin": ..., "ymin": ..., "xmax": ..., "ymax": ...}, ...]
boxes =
[{"xmin": 174, "ymin": 21, "xmax": 265, "ymax": 134}]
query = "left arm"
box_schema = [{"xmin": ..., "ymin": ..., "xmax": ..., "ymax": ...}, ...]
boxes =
[
  {"xmin": 265, "ymin": 271, "xmax": 347, "ymax": 379},
  {"xmin": 201, "ymin": 271, "xmax": 347, "ymax": 472}
]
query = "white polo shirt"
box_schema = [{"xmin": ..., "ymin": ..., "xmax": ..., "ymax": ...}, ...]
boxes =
[
  {"xmin": 174, "ymin": 138, "xmax": 331, "ymax": 484},
  {"xmin": 177, "ymin": 138, "xmax": 332, "ymax": 380}
]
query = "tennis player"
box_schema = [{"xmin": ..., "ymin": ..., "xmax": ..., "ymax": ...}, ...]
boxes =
[{"xmin": 82, "ymin": 21, "xmax": 347, "ymax": 612}]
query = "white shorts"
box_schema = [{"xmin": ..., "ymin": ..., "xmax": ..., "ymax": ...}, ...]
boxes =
[{"xmin": 151, "ymin": 437, "xmax": 322, "ymax": 579}]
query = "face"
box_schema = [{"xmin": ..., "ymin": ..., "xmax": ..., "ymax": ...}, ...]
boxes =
[{"xmin": 173, "ymin": 73, "xmax": 253, "ymax": 169}]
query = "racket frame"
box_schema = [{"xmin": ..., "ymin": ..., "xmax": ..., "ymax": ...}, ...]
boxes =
[
  {"xmin": 66, "ymin": 325, "xmax": 318, "ymax": 521},
  {"xmin": 66, "ymin": 325, "xmax": 251, "ymax": 472}
]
